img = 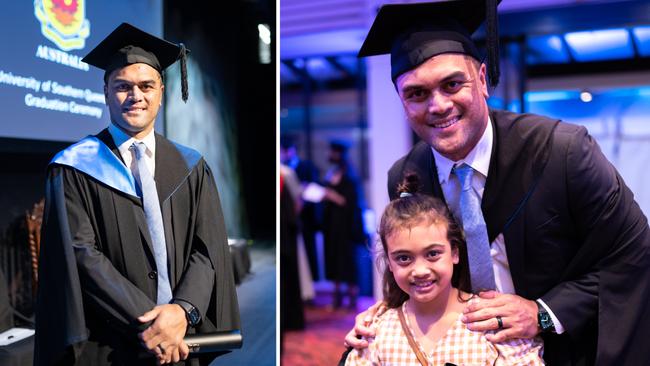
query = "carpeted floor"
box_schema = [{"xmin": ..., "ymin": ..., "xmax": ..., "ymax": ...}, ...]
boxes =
[{"xmin": 281, "ymin": 287, "xmax": 374, "ymax": 366}]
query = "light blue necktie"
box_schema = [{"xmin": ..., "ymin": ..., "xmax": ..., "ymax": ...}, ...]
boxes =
[
  {"xmin": 453, "ymin": 164, "xmax": 497, "ymax": 293},
  {"xmin": 131, "ymin": 142, "xmax": 173, "ymax": 304}
]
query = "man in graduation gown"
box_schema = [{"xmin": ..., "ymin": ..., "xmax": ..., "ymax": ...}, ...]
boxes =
[
  {"xmin": 344, "ymin": 1, "xmax": 650, "ymax": 365},
  {"xmin": 35, "ymin": 23, "xmax": 240, "ymax": 365}
]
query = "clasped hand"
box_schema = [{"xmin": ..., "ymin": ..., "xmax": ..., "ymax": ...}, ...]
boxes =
[{"xmin": 138, "ymin": 304, "xmax": 189, "ymax": 365}]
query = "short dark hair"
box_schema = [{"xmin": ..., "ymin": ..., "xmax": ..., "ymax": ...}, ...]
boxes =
[{"xmin": 378, "ymin": 172, "xmax": 471, "ymax": 308}]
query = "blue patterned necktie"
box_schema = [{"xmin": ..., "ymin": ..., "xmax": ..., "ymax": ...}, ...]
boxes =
[
  {"xmin": 453, "ymin": 164, "xmax": 496, "ymax": 293},
  {"xmin": 131, "ymin": 142, "xmax": 173, "ymax": 304}
]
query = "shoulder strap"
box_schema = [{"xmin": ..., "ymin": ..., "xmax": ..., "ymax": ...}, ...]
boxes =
[{"xmin": 397, "ymin": 306, "xmax": 428, "ymax": 366}]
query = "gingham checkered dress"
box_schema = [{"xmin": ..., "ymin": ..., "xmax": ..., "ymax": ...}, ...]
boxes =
[{"xmin": 345, "ymin": 302, "xmax": 544, "ymax": 366}]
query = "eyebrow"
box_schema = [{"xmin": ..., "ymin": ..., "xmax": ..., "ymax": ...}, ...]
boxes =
[
  {"xmin": 440, "ymin": 71, "xmax": 470, "ymax": 82},
  {"xmin": 389, "ymin": 243, "xmax": 446, "ymax": 256},
  {"xmin": 399, "ymin": 71, "xmax": 469, "ymax": 94},
  {"xmin": 110, "ymin": 78, "xmax": 159, "ymax": 86}
]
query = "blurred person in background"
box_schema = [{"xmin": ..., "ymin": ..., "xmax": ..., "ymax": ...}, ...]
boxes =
[
  {"xmin": 280, "ymin": 135, "xmax": 322, "ymax": 283},
  {"xmin": 280, "ymin": 163, "xmax": 306, "ymax": 342},
  {"xmin": 322, "ymin": 139, "xmax": 367, "ymax": 311}
]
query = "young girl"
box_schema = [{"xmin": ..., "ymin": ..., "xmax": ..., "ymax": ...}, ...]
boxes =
[{"xmin": 345, "ymin": 174, "xmax": 544, "ymax": 365}]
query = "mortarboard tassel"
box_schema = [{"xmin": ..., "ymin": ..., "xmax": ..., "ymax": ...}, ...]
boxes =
[
  {"xmin": 486, "ymin": 0, "xmax": 500, "ymax": 87},
  {"xmin": 179, "ymin": 43, "xmax": 189, "ymax": 102}
]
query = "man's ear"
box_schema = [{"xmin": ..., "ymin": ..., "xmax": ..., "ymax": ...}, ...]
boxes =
[{"xmin": 478, "ymin": 62, "xmax": 489, "ymax": 99}]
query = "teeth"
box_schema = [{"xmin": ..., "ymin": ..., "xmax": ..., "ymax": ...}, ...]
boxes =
[
  {"xmin": 432, "ymin": 116, "xmax": 459, "ymax": 128},
  {"xmin": 412, "ymin": 280, "xmax": 434, "ymax": 288}
]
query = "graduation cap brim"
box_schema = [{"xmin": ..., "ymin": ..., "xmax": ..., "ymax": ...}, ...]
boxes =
[
  {"xmin": 82, "ymin": 23, "xmax": 186, "ymax": 75},
  {"xmin": 358, "ymin": 0, "xmax": 500, "ymax": 85}
]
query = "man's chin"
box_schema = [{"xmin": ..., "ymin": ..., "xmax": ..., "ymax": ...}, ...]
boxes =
[
  {"xmin": 113, "ymin": 121, "xmax": 151, "ymax": 137},
  {"xmin": 429, "ymin": 142, "xmax": 466, "ymax": 161},
  {"xmin": 121, "ymin": 118, "xmax": 149, "ymax": 128}
]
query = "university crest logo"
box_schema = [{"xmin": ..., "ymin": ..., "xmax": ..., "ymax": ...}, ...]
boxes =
[{"xmin": 34, "ymin": 0, "xmax": 90, "ymax": 51}]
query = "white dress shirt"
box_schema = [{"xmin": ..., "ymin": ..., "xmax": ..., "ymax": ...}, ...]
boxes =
[
  {"xmin": 108, "ymin": 124, "xmax": 157, "ymax": 183},
  {"xmin": 431, "ymin": 118, "xmax": 564, "ymax": 333}
]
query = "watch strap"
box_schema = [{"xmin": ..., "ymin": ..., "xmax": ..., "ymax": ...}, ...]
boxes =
[{"xmin": 173, "ymin": 299, "xmax": 201, "ymax": 327}]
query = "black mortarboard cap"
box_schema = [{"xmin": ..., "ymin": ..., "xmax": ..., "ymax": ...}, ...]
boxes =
[
  {"xmin": 358, "ymin": 0, "xmax": 501, "ymax": 86},
  {"xmin": 82, "ymin": 23, "xmax": 190, "ymax": 102},
  {"xmin": 329, "ymin": 138, "xmax": 352, "ymax": 153}
]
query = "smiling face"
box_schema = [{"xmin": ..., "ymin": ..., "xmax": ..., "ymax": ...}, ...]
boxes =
[
  {"xmin": 104, "ymin": 63, "xmax": 164, "ymax": 139},
  {"xmin": 386, "ymin": 222, "xmax": 459, "ymax": 306},
  {"xmin": 395, "ymin": 54, "xmax": 489, "ymax": 162}
]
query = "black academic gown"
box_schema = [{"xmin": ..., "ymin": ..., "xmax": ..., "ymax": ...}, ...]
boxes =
[
  {"xmin": 279, "ymin": 174, "xmax": 305, "ymax": 332},
  {"xmin": 35, "ymin": 130, "xmax": 240, "ymax": 366},
  {"xmin": 293, "ymin": 159, "xmax": 321, "ymax": 281},
  {"xmin": 322, "ymin": 167, "xmax": 365, "ymax": 283},
  {"xmin": 387, "ymin": 109, "xmax": 650, "ymax": 366}
]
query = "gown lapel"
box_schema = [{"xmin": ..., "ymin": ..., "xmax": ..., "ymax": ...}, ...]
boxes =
[
  {"xmin": 481, "ymin": 110, "xmax": 558, "ymax": 292},
  {"xmin": 96, "ymin": 129, "xmax": 157, "ymax": 258}
]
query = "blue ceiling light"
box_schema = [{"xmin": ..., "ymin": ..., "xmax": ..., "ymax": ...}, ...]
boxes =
[
  {"xmin": 525, "ymin": 90, "xmax": 578, "ymax": 102},
  {"xmin": 564, "ymin": 29, "xmax": 634, "ymax": 62},
  {"xmin": 632, "ymin": 26, "xmax": 650, "ymax": 56},
  {"xmin": 335, "ymin": 55, "xmax": 360, "ymax": 74},
  {"xmin": 547, "ymin": 35, "xmax": 563, "ymax": 52},
  {"xmin": 306, "ymin": 57, "xmax": 342, "ymax": 81},
  {"xmin": 638, "ymin": 87, "xmax": 650, "ymax": 97},
  {"xmin": 306, "ymin": 57, "xmax": 327, "ymax": 72},
  {"xmin": 603, "ymin": 87, "xmax": 650, "ymax": 98},
  {"xmin": 280, "ymin": 62, "xmax": 300, "ymax": 84},
  {"xmin": 526, "ymin": 34, "xmax": 570, "ymax": 64},
  {"xmin": 293, "ymin": 58, "xmax": 305, "ymax": 69}
]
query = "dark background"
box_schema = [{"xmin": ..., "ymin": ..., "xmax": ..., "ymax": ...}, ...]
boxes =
[{"xmin": 165, "ymin": 0, "xmax": 276, "ymax": 241}]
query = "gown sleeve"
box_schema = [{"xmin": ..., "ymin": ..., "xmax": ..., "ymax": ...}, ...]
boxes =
[
  {"xmin": 174, "ymin": 161, "xmax": 240, "ymax": 332},
  {"xmin": 540, "ymin": 127, "xmax": 650, "ymax": 364}
]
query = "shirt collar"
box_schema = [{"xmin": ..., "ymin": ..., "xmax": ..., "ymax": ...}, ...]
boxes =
[
  {"xmin": 432, "ymin": 116, "xmax": 493, "ymax": 184},
  {"xmin": 107, "ymin": 123, "xmax": 156, "ymax": 158}
]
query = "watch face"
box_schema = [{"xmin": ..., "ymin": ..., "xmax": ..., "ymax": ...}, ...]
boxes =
[
  {"xmin": 189, "ymin": 308, "xmax": 200, "ymax": 325},
  {"xmin": 539, "ymin": 312, "xmax": 553, "ymax": 331}
]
